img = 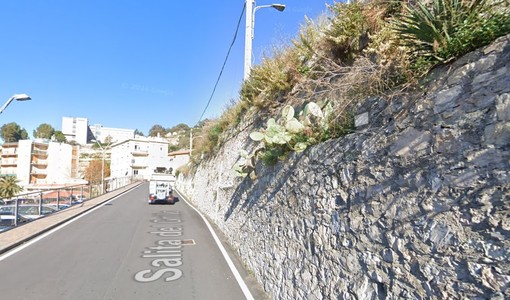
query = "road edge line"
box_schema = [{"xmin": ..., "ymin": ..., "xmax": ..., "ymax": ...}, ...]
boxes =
[{"xmin": 175, "ymin": 189, "xmax": 255, "ymax": 300}]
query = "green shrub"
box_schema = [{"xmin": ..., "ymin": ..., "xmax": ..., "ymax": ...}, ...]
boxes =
[
  {"xmin": 240, "ymin": 47, "xmax": 302, "ymax": 110},
  {"xmin": 326, "ymin": 1, "xmax": 366, "ymax": 61},
  {"xmin": 190, "ymin": 99, "xmax": 249, "ymax": 164},
  {"xmin": 393, "ymin": 0, "xmax": 510, "ymax": 72}
]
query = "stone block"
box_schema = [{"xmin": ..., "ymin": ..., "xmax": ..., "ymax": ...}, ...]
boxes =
[
  {"xmin": 433, "ymin": 85, "xmax": 463, "ymax": 113},
  {"xmin": 473, "ymin": 54, "xmax": 498, "ymax": 74},
  {"xmin": 484, "ymin": 123, "xmax": 510, "ymax": 147},
  {"xmin": 465, "ymin": 148, "xmax": 504, "ymax": 167},
  {"xmin": 390, "ymin": 128, "xmax": 432, "ymax": 157},
  {"xmin": 496, "ymin": 93, "xmax": 510, "ymax": 121},
  {"xmin": 355, "ymin": 112, "xmax": 369, "ymax": 128},
  {"xmin": 447, "ymin": 62, "xmax": 474, "ymax": 85},
  {"xmin": 472, "ymin": 67, "xmax": 508, "ymax": 87},
  {"xmin": 382, "ymin": 248, "xmax": 396, "ymax": 263}
]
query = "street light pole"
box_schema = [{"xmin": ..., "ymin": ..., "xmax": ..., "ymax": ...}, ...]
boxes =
[
  {"xmin": 92, "ymin": 139, "xmax": 112, "ymax": 194},
  {"xmin": 244, "ymin": 1, "xmax": 286, "ymax": 80},
  {"xmin": 0, "ymin": 94, "xmax": 31, "ymax": 114},
  {"xmin": 244, "ymin": 0, "xmax": 254, "ymax": 81},
  {"xmin": 101, "ymin": 148, "xmax": 105, "ymax": 193}
]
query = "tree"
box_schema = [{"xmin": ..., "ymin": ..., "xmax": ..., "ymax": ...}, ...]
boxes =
[
  {"xmin": 134, "ymin": 129, "xmax": 144, "ymax": 137},
  {"xmin": 20, "ymin": 128, "xmax": 28, "ymax": 140},
  {"xmin": 0, "ymin": 175, "xmax": 23, "ymax": 199},
  {"xmin": 0, "ymin": 122, "xmax": 28, "ymax": 142},
  {"xmin": 33, "ymin": 123, "xmax": 55, "ymax": 139},
  {"xmin": 177, "ymin": 134, "xmax": 190, "ymax": 150},
  {"xmin": 104, "ymin": 135, "xmax": 114, "ymax": 145},
  {"xmin": 148, "ymin": 124, "xmax": 167, "ymax": 137},
  {"xmin": 84, "ymin": 159, "xmax": 110, "ymax": 185},
  {"xmin": 53, "ymin": 131, "xmax": 67, "ymax": 143},
  {"xmin": 168, "ymin": 123, "xmax": 190, "ymax": 133}
]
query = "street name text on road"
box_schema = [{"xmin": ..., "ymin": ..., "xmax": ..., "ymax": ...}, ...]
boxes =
[{"xmin": 134, "ymin": 210, "xmax": 184, "ymax": 283}]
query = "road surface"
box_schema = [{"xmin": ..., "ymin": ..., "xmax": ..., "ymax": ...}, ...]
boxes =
[{"xmin": 0, "ymin": 183, "xmax": 259, "ymax": 300}]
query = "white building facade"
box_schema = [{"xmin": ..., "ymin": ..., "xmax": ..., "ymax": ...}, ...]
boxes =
[
  {"xmin": 168, "ymin": 150, "xmax": 190, "ymax": 174},
  {"xmin": 0, "ymin": 140, "xmax": 77, "ymax": 187},
  {"xmin": 110, "ymin": 136, "xmax": 172, "ymax": 180},
  {"xmin": 62, "ymin": 117, "xmax": 89, "ymax": 145},
  {"xmin": 89, "ymin": 124, "xmax": 134, "ymax": 144}
]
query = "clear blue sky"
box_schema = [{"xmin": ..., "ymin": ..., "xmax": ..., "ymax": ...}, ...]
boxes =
[{"xmin": 0, "ymin": 0, "xmax": 336, "ymax": 137}]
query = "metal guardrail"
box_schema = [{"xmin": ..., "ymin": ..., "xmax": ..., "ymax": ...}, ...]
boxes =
[{"xmin": 0, "ymin": 176, "xmax": 137, "ymax": 232}]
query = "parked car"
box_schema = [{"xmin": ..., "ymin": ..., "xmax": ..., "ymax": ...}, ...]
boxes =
[
  {"xmin": 0, "ymin": 211, "xmax": 29, "ymax": 225},
  {"xmin": 0, "ymin": 205, "xmax": 57, "ymax": 220},
  {"xmin": 46, "ymin": 203, "xmax": 70, "ymax": 211},
  {"xmin": 74, "ymin": 195, "xmax": 87, "ymax": 203}
]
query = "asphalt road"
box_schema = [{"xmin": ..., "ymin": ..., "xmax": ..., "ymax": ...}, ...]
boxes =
[{"xmin": 0, "ymin": 183, "xmax": 257, "ymax": 300}]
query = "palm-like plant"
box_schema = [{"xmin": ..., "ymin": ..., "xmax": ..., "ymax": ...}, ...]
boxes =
[
  {"xmin": 0, "ymin": 175, "xmax": 23, "ymax": 199},
  {"xmin": 393, "ymin": 0, "xmax": 510, "ymax": 70}
]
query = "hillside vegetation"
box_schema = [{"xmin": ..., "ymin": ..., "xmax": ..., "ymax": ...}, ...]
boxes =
[{"xmin": 185, "ymin": 0, "xmax": 510, "ymax": 174}]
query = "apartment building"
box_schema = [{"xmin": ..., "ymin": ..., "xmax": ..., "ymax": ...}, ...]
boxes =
[
  {"xmin": 62, "ymin": 117, "xmax": 135, "ymax": 145},
  {"xmin": 0, "ymin": 140, "xmax": 80, "ymax": 187},
  {"xmin": 89, "ymin": 124, "xmax": 135, "ymax": 144},
  {"xmin": 62, "ymin": 117, "xmax": 90, "ymax": 145},
  {"xmin": 168, "ymin": 150, "xmax": 190, "ymax": 173},
  {"xmin": 110, "ymin": 136, "xmax": 173, "ymax": 180}
]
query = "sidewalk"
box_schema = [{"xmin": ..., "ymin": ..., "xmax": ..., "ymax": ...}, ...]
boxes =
[{"xmin": 0, "ymin": 182, "xmax": 143, "ymax": 255}]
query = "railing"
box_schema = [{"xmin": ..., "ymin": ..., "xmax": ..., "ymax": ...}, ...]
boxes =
[{"xmin": 0, "ymin": 176, "xmax": 138, "ymax": 232}]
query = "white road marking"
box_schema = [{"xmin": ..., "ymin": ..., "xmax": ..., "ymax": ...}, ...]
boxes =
[
  {"xmin": 0, "ymin": 194, "xmax": 123, "ymax": 262},
  {"xmin": 176, "ymin": 191, "xmax": 255, "ymax": 300}
]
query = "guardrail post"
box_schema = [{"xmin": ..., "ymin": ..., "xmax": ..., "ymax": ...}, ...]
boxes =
[
  {"xmin": 57, "ymin": 190, "xmax": 60, "ymax": 210},
  {"xmin": 38, "ymin": 192, "xmax": 43, "ymax": 215},
  {"xmin": 14, "ymin": 196, "xmax": 19, "ymax": 227}
]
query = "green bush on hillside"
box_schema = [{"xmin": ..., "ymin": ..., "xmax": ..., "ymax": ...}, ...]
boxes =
[{"xmin": 393, "ymin": 0, "xmax": 510, "ymax": 72}]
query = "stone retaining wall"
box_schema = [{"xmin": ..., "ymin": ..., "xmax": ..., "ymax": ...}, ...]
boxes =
[{"xmin": 177, "ymin": 35, "xmax": 510, "ymax": 299}]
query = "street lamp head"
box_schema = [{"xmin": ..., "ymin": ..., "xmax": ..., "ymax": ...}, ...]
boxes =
[
  {"xmin": 0, "ymin": 93, "xmax": 32, "ymax": 114},
  {"xmin": 271, "ymin": 4, "xmax": 285, "ymax": 12},
  {"xmin": 13, "ymin": 93, "xmax": 31, "ymax": 101}
]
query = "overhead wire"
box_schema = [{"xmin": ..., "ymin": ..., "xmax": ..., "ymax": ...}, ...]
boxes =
[{"xmin": 197, "ymin": 3, "xmax": 246, "ymax": 124}]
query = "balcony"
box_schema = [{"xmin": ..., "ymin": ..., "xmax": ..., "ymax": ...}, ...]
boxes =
[
  {"xmin": 1, "ymin": 161, "xmax": 17, "ymax": 167},
  {"xmin": 1, "ymin": 151, "xmax": 17, "ymax": 157},
  {"xmin": 31, "ymin": 160, "xmax": 48, "ymax": 167},
  {"xmin": 2, "ymin": 143, "xmax": 18, "ymax": 148},
  {"xmin": 131, "ymin": 150, "xmax": 149, "ymax": 156},
  {"xmin": 32, "ymin": 150, "xmax": 48, "ymax": 157},
  {"xmin": 31, "ymin": 170, "xmax": 47, "ymax": 177},
  {"xmin": 33, "ymin": 143, "xmax": 49, "ymax": 150},
  {"xmin": 130, "ymin": 164, "xmax": 148, "ymax": 169}
]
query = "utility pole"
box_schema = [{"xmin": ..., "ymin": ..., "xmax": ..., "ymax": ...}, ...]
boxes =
[
  {"xmin": 244, "ymin": 0, "xmax": 254, "ymax": 81},
  {"xmin": 244, "ymin": 1, "xmax": 285, "ymax": 81}
]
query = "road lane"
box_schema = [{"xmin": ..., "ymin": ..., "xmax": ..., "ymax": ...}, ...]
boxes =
[{"xmin": 0, "ymin": 183, "xmax": 252, "ymax": 300}]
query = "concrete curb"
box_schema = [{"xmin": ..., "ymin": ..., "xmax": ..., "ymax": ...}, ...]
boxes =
[{"xmin": 0, "ymin": 182, "xmax": 144, "ymax": 255}]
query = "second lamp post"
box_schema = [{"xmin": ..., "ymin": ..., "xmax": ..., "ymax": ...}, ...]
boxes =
[{"xmin": 244, "ymin": 1, "xmax": 285, "ymax": 80}]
